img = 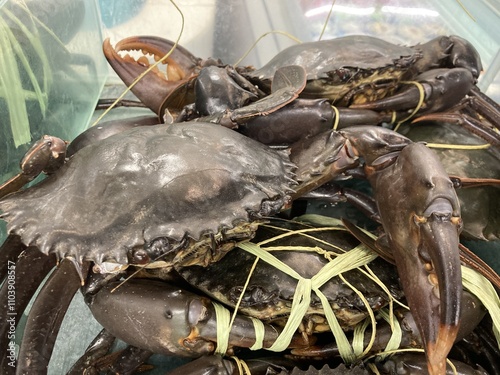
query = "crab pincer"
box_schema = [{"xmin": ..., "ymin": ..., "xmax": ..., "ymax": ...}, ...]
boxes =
[
  {"xmin": 342, "ymin": 127, "xmax": 463, "ymax": 375},
  {"xmin": 275, "ymin": 124, "xmax": 463, "ymax": 374},
  {"xmin": 103, "ymin": 36, "xmax": 203, "ymax": 116}
]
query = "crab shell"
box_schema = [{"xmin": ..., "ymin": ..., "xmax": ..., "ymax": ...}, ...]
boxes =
[
  {"xmin": 177, "ymin": 219, "xmax": 404, "ymax": 331},
  {"xmin": 0, "ymin": 122, "xmax": 296, "ymax": 267},
  {"xmin": 246, "ymin": 35, "xmax": 420, "ymax": 103}
]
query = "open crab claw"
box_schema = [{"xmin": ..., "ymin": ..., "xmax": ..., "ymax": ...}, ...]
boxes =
[
  {"xmin": 349, "ymin": 68, "xmax": 474, "ymax": 118},
  {"xmin": 103, "ymin": 36, "xmax": 202, "ymax": 116}
]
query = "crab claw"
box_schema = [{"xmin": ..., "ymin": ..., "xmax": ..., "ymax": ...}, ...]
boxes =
[
  {"xmin": 412, "ymin": 35, "xmax": 483, "ymax": 80},
  {"xmin": 350, "ymin": 68, "xmax": 474, "ymax": 117},
  {"xmin": 339, "ymin": 127, "xmax": 462, "ymax": 374},
  {"xmin": 368, "ymin": 142, "xmax": 462, "ymax": 375},
  {"xmin": 103, "ymin": 36, "xmax": 202, "ymax": 116}
]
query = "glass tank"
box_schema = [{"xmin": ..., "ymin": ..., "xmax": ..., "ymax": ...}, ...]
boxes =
[
  {"xmin": 0, "ymin": 0, "xmax": 108, "ymax": 240},
  {"xmin": 0, "ymin": 0, "xmax": 108, "ymax": 175}
]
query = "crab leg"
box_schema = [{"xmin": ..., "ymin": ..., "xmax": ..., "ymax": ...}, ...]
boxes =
[
  {"xmin": 0, "ymin": 248, "xmax": 55, "ymax": 373},
  {"xmin": 103, "ymin": 36, "xmax": 202, "ymax": 116},
  {"xmin": 300, "ymin": 183, "xmax": 381, "ymax": 223},
  {"xmin": 412, "ymin": 87, "xmax": 500, "ymax": 148},
  {"xmin": 192, "ymin": 65, "xmax": 306, "ymax": 128},
  {"xmin": 0, "ymin": 235, "xmax": 25, "ymax": 281},
  {"xmin": 0, "ymin": 135, "xmax": 66, "ymax": 199},
  {"xmin": 468, "ymin": 86, "xmax": 500, "ymax": 129},
  {"xmin": 238, "ymin": 98, "xmax": 390, "ymax": 145},
  {"xmin": 165, "ymin": 355, "xmax": 297, "ymax": 375},
  {"xmin": 66, "ymin": 329, "xmax": 116, "ymax": 374},
  {"xmin": 16, "ymin": 259, "xmax": 88, "ymax": 374},
  {"xmin": 288, "ymin": 126, "xmax": 413, "ymax": 199},
  {"xmin": 102, "ymin": 345, "xmax": 153, "ymax": 375},
  {"xmin": 87, "ymin": 279, "xmax": 310, "ymax": 358}
]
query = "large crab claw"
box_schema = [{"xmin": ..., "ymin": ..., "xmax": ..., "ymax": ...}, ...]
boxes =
[
  {"xmin": 87, "ymin": 279, "xmax": 310, "ymax": 357},
  {"xmin": 349, "ymin": 67, "xmax": 475, "ymax": 118},
  {"xmin": 412, "ymin": 35, "xmax": 483, "ymax": 80},
  {"xmin": 311, "ymin": 127, "xmax": 461, "ymax": 375},
  {"xmin": 347, "ymin": 129, "xmax": 462, "ymax": 375},
  {"xmin": 103, "ymin": 36, "xmax": 202, "ymax": 116}
]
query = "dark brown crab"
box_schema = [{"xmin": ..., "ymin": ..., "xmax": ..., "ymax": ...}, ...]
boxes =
[
  {"xmin": 0, "ymin": 118, "xmax": 464, "ymax": 375},
  {"xmin": 0, "ymin": 33, "xmax": 496, "ymax": 371},
  {"xmin": 246, "ymin": 35, "xmax": 480, "ymax": 104},
  {"xmin": 102, "ymin": 34, "xmax": 480, "ymax": 126},
  {"xmin": 81, "ymin": 218, "xmax": 406, "ymax": 360}
]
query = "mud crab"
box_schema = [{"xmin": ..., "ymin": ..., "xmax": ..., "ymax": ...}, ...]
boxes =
[
  {"xmin": 101, "ymin": 34, "xmax": 499, "ymax": 164},
  {"xmin": 102, "ymin": 34, "xmax": 482, "ymax": 128},
  {"xmin": 0, "ymin": 114, "xmax": 467, "ymax": 375}
]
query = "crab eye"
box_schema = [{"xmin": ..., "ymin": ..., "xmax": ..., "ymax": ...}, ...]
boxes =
[
  {"xmin": 146, "ymin": 237, "xmax": 171, "ymax": 260},
  {"xmin": 335, "ymin": 68, "xmax": 353, "ymax": 82},
  {"xmin": 129, "ymin": 237, "xmax": 184, "ymax": 265},
  {"xmin": 130, "ymin": 248, "xmax": 150, "ymax": 264},
  {"xmin": 188, "ymin": 299, "xmax": 209, "ymax": 325}
]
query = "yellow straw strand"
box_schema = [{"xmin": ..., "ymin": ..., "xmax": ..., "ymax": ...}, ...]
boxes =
[
  {"xmin": 213, "ymin": 301, "xmax": 231, "ymax": 355},
  {"xmin": 456, "ymin": 0, "xmax": 476, "ymax": 21},
  {"xmin": 318, "ymin": 0, "xmax": 336, "ymax": 41},
  {"xmin": 233, "ymin": 30, "xmax": 302, "ymax": 67},
  {"xmin": 393, "ymin": 81, "xmax": 425, "ymax": 131},
  {"xmin": 426, "ymin": 142, "xmax": 490, "ymax": 150},
  {"xmin": 331, "ymin": 105, "xmax": 340, "ymax": 131}
]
